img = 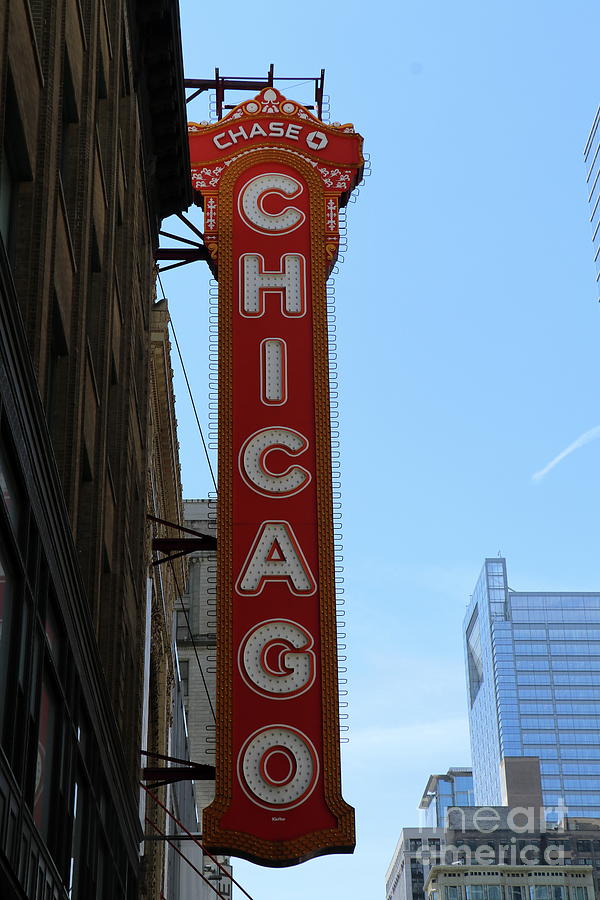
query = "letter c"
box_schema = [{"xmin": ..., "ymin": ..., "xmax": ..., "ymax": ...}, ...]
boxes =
[
  {"xmin": 239, "ymin": 427, "xmax": 311, "ymax": 497},
  {"xmin": 238, "ymin": 173, "xmax": 305, "ymax": 234}
]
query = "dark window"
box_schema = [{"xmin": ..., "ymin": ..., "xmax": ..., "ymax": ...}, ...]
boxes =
[
  {"xmin": 0, "ymin": 545, "xmax": 15, "ymax": 734},
  {"xmin": 176, "ymin": 608, "xmax": 190, "ymax": 642},
  {"xmin": 0, "ymin": 69, "xmax": 33, "ymax": 256},
  {"xmin": 46, "ymin": 295, "xmax": 69, "ymax": 447},
  {"xmin": 0, "ymin": 143, "xmax": 14, "ymax": 247},
  {"xmin": 0, "ymin": 435, "xmax": 24, "ymax": 535},
  {"xmin": 59, "ymin": 51, "xmax": 79, "ymax": 220},
  {"xmin": 179, "ymin": 659, "xmax": 189, "ymax": 698},
  {"xmin": 33, "ymin": 676, "xmax": 58, "ymax": 839}
]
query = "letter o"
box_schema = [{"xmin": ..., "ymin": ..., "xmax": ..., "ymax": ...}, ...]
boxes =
[{"xmin": 238, "ymin": 726, "xmax": 319, "ymax": 809}]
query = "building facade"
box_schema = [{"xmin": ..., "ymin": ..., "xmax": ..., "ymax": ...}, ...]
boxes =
[
  {"xmin": 584, "ymin": 107, "xmax": 600, "ymax": 298},
  {"xmin": 386, "ymin": 828, "xmax": 446, "ymax": 900},
  {"xmin": 464, "ymin": 558, "xmax": 600, "ymax": 818},
  {"xmin": 386, "ymin": 812, "xmax": 600, "ymax": 900},
  {"xmin": 161, "ymin": 651, "xmax": 204, "ymax": 900},
  {"xmin": 176, "ymin": 498, "xmax": 231, "ymax": 897},
  {"xmin": 420, "ymin": 769, "xmax": 475, "ymax": 828},
  {"xmin": 146, "ymin": 301, "xmax": 207, "ymax": 898},
  {"xmin": 425, "ymin": 864, "xmax": 594, "ymax": 900},
  {"xmin": 0, "ymin": 0, "xmax": 191, "ymax": 896},
  {"xmin": 387, "ymin": 760, "xmax": 600, "ymax": 900},
  {"xmin": 176, "ymin": 500, "xmax": 217, "ymax": 812}
]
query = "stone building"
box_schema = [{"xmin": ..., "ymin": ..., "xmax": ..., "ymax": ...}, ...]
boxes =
[
  {"xmin": 176, "ymin": 498, "xmax": 232, "ymax": 897},
  {"xmin": 176, "ymin": 499, "xmax": 217, "ymax": 811},
  {"xmin": 0, "ymin": 0, "xmax": 191, "ymax": 896},
  {"xmin": 425, "ymin": 864, "xmax": 594, "ymax": 900},
  {"xmin": 386, "ymin": 761, "xmax": 600, "ymax": 900},
  {"xmin": 145, "ymin": 301, "xmax": 200, "ymax": 898}
]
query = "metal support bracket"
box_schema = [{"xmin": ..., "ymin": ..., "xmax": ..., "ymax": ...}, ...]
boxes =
[{"xmin": 148, "ymin": 514, "xmax": 217, "ymax": 566}]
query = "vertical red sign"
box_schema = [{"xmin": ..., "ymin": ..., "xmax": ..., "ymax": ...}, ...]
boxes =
[{"xmin": 189, "ymin": 88, "xmax": 364, "ymax": 866}]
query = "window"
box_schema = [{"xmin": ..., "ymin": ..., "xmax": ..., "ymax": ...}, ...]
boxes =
[
  {"xmin": 541, "ymin": 777, "xmax": 562, "ymax": 789},
  {"xmin": 445, "ymin": 888, "xmax": 459, "ymax": 900},
  {"xmin": 409, "ymin": 839, "xmax": 422, "ymax": 851},
  {"xmin": 33, "ymin": 677, "xmax": 58, "ymax": 839},
  {"xmin": 0, "ymin": 436, "xmax": 23, "ymax": 535},
  {"xmin": 0, "ymin": 143, "xmax": 14, "ymax": 247},
  {"xmin": 179, "ymin": 659, "xmax": 189, "ymax": 698},
  {"xmin": 488, "ymin": 888, "xmax": 502, "ymax": 900},
  {"xmin": 176, "ymin": 608, "xmax": 189, "ymax": 642},
  {"xmin": 465, "ymin": 887, "xmax": 484, "ymax": 900},
  {"xmin": 533, "ymin": 888, "xmax": 549, "ymax": 900},
  {"xmin": 0, "ymin": 545, "xmax": 15, "ymax": 736},
  {"xmin": 0, "ymin": 69, "xmax": 32, "ymax": 255},
  {"xmin": 467, "ymin": 607, "xmax": 484, "ymax": 705},
  {"xmin": 59, "ymin": 50, "xmax": 79, "ymax": 216},
  {"xmin": 46, "ymin": 295, "xmax": 69, "ymax": 446}
]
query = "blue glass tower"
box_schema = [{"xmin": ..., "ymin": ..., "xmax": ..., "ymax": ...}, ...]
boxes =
[
  {"xmin": 464, "ymin": 558, "xmax": 600, "ymax": 818},
  {"xmin": 584, "ymin": 107, "xmax": 600, "ymax": 299}
]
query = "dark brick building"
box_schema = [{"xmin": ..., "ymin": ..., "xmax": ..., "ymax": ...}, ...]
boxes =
[{"xmin": 0, "ymin": 0, "xmax": 191, "ymax": 896}]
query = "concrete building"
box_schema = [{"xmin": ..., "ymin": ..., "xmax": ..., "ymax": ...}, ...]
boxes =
[
  {"xmin": 386, "ymin": 828, "xmax": 446, "ymax": 900},
  {"xmin": 465, "ymin": 557, "xmax": 600, "ymax": 819},
  {"xmin": 425, "ymin": 864, "xmax": 594, "ymax": 900},
  {"xmin": 386, "ymin": 817, "xmax": 600, "ymax": 900},
  {"xmin": 146, "ymin": 303, "xmax": 207, "ymax": 898},
  {"xmin": 162, "ymin": 652, "xmax": 203, "ymax": 900},
  {"xmin": 386, "ymin": 761, "xmax": 600, "ymax": 900},
  {"xmin": 177, "ymin": 500, "xmax": 217, "ymax": 810},
  {"xmin": 176, "ymin": 498, "xmax": 232, "ymax": 897},
  {"xmin": 420, "ymin": 769, "xmax": 475, "ymax": 828},
  {"xmin": 0, "ymin": 0, "xmax": 192, "ymax": 896}
]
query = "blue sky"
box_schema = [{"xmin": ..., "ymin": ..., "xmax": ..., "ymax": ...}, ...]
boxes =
[{"xmin": 161, "ymin": 2, "xmax": 600, "ymax": 896}]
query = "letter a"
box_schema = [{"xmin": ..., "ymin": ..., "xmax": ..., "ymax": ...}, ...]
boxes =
[{"xmin": 236, "ymin": 522, "xmax": 317, "ymax": 596}]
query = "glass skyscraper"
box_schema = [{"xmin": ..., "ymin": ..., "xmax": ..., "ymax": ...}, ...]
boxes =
[
  {"xmin": 464, "ymin": 557, "xmax": 600, "ymax": 818},
  {"xmin": 419, "ymin": 768, "xmax": 475, "ymax": 827},
  {"xmin": 584, "ymin": 107, "xmax": 600, "ymax": 299}
]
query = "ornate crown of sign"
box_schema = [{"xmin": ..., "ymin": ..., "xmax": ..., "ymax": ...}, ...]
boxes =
[{"xmin": 189, "ymin": 86, "xmax": 356, "ymax": 132}]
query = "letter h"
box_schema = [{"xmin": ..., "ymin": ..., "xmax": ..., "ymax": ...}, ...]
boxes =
[{"xmin": 240, "ymin": 253, "xmax": 306, "ymax": 317}]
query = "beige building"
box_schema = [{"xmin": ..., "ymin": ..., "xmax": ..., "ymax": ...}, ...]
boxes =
[
  {"xmin": 176, "ymin": 498, "xmax": 232, "ymax": 896},
  {"xmin": 425, "ymin": 864, "xmax": 594, "ymax": 900},
  {"xmin": 145, "ymin": 300, "xmax": 199, "ymax": 898}
]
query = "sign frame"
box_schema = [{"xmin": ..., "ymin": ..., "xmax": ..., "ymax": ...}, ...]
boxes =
[{"xmin": 189, "ymin": 89, "xmax": 363, "ymax": 866}]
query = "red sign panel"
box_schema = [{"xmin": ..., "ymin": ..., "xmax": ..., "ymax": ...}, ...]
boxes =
[{"xmin": 189, "ymin": 88, "xmax": 364, "ymax": 866}]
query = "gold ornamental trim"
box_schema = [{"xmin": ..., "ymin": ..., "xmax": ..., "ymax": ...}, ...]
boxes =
[{"xmin": 203, "ymin": 148, "xmax": 354, "ymax": 863}]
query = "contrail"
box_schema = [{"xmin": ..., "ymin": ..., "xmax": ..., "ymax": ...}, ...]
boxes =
[{"xmin": 532, "ymin": 425, "xmax": 600, "ymax": 482}]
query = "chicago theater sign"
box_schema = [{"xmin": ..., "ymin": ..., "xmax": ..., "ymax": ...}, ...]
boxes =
[{"xmin": 188, "ymin": 87, "xmax": 364, "ymax": 866}]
